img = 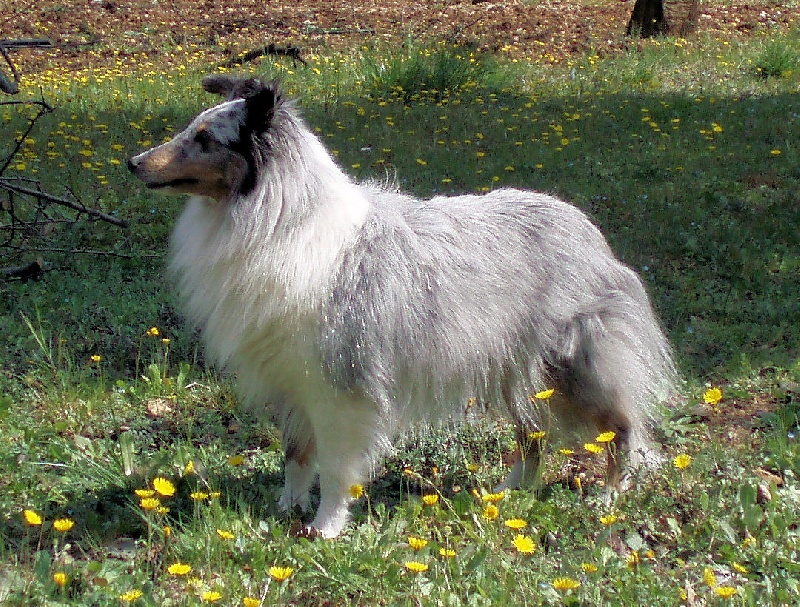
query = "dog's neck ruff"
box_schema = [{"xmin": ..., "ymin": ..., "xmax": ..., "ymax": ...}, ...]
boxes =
[{"xmin": 168, "ymin": 116, "xmax": 369, "ymax": 371}]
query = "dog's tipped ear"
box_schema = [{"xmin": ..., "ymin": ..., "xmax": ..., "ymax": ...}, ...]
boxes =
[
  {"xmin": 244, "ymin": 82, "xmax": 281, "ymax": 134},
  {"xmin": 202, "ymin": 74, "xmax": 240, "ymax": 98},
  {"xmin": 202, "ymin": 75, "xmax": 272, "ymax": 101}
]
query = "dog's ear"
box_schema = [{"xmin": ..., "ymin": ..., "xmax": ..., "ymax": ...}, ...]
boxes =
[
  {"xmin": 202, "ymin": 74, "xmax": 240, "ymax": 98},
  {"xmin": 202, "ymin": 75, "xmax": 268, "ymax": 99},
  {"xmin": 244, "ymin": 82, "xmax": 281, "ymax": 135}
]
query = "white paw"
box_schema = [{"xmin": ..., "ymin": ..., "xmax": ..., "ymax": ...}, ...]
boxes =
[
  {"xmin": 278, "ymin": 488, "xmax": 312, "ymax": 513},
  {"xmin": 308, "ymin": 518, "xmax": 347, "ymax": 539}
]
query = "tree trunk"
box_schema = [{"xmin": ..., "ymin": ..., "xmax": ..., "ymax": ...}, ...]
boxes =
[{"xmin": 626, "ymin": 0, "xmax": 669, "ymax": 38}]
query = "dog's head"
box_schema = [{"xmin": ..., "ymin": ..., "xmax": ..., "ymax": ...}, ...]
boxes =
[{"xmin": 128, "ymin": 76, "xmax": 281, "ymax": 203}]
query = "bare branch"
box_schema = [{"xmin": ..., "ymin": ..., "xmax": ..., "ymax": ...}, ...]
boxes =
[{"xmin": 0, "ymin": 180, "xmax": 129, "ymax": 227}]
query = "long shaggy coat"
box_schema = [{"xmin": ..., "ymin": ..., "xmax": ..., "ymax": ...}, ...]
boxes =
[{"xmin": 128, "ymin": 76, "xmax": 677, "ymax": 538}]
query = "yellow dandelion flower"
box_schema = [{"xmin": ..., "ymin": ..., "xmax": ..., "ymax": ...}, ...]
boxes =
[
  {"xmin": 163, "ymin": 526, "xmax": 172, "ymax": 537},
  {"xmin": 528, "ymin": 430, "xmax": 546, "ymax": 440},
  {"xmin": 216, "ymin": 529, "xmax": 235, "ymax": 540},
  {"xmin": 146, "ymin": 326, "xmax": 160, "ymax": 337},
  {"xmin": 504, "ymin": 518, "xmax": 528, "ymax": 530},
  {"xmin": 422, "ymin": 494, "xmax": 439, "ymax": 506},
  {"xmin": 595, "ymin": 431, "xmax": 616, "ymax": 443},
  {"xmin": 673, "ymin": 454, "xmax": 692, "ymax": 469},
  {"xmin": 416, "ymin": 158, "xmax": 428, "ymax": 166},
  {"xmin": 483, "ymin": 504, "xmax": 500, "ymax": 520},
  {"xmin": 135, "ymin": 489, "xmax": 155, "ymax": 498},
  {"xmin": 584, "ymin": 442, "xmax": 604, "ymax": 454},
  {"xmin": 627, "ymin": 551, "xmax": 640, "ymax": 568},
  {"xmin": 53, "ymin": 518, "xmax": 75, "ymax": 532},
  {"xmin": 703, "ymin": 387, "xmax": 723, "ymax": 405},
  {"xmin": 90, "ymin": 354, "xmax": 102, "ymax": 363},
  {"xmin": 715, "ymin": 586, "xmax": 737, "ymax": 598},
  {"xmin": 581, "ymin": 562, "xmax": 599, "ymax": 573},
  {"xmin": 770, "ymin": 149, "xmax": 782, "ymax": 156},
  {"xmin": 268, "ymin": 566, "xmax": 294, "ymax": 581},
  {"xmin": 53, "ymin": 572, "xmax": 67, "ymax": 587},
  {"xmin": 599, "ymin": 514, "xmax": 618, "ymax": 526},
  {"xmin": 183, "ymin": 460, "xmax": 195, "ymax": 476},
  {"xmin": 552, "ymin": 577, "xmax": 581, "ymax": 591},
  {"xmin": 167, "ymin": 562, "xmax": 192, "ymax": 576},
  {"xmin": 481, "ymin": 492, "xmax": 505, "ymax": 503},
  {"xmin": 349, "ymin": 484, "xmax": 364, "ymax": 499},
  {"xmin": 408, "ymin": 536, "xmax": 428, "ymax": 550},
  {"xmin": 732, "ymin": 562, "xmax": 749, "ymax": 574},
  {"xmin": 703, "ymin": 567, "xmax": 717, "ymax": 587},
  {"xmin": 190, "ymin": 491, "xmax": 209, "ymax": 501},
  {"xmin": 140, "ymin": 497, "xmax": 161, "ymax": 510},
  {"xmin": 23, "ymin": 510, "xmax": 43, "ymax": 526},
  {"xmin": 439, "ymin": 548, "xmax": 456, "ymax": 558},
  {"xmin": 404, "ymin": 561, "xmax": 429, "ymax": 573},
  {"xmin": 153, "ymin": 477, "xmax": 176, "ymax": 497},
  {"xmin": 119, "ymin": 589, "xmax": 144, "ymax": 602},
  {"xmin": 533, "ymin": 388, "xmax": 555, "ymax": 400},
  {"xmin": 243, "ymin": 598, "xmax": 260, "ymax": 607},
  {"xmin": 559, "ymin": 448, "xmax": 575, "ymax": 456},
  {"xmin": 227, "ymin": 455, "xmax": 244, "ymax": 466},
  {"xmin": 202, "ymin": 590, "xmax": 223, "ymax": 603},
  {"xmin": 512, "ymin": 534, "xmax": 536, "ymax": 554}
]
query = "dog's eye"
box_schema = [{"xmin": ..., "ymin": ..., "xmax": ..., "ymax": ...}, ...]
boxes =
[{"xmin": 194, "ymin": 131, "xmax": 214, "ymax": 151}]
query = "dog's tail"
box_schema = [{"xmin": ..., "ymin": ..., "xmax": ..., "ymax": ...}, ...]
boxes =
[{"xmin": 555, "ymin": 272, "xmax": 678, "ymax": 465}]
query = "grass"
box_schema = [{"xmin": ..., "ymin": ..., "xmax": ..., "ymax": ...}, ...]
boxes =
[{"xmin": 1, "ymin": 8, "xmax": 800, "ymax": 605}]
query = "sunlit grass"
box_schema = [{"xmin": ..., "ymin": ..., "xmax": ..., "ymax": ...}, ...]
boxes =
[{"xmin": 1, "ymin": 13, "xmax": 799, "ymax": 605}]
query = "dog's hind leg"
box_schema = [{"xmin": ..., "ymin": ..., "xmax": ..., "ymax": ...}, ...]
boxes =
[
  {"xmin": 494, "ymin": 429, "xmax": 543, "ymax": 493},
  {"xmin": 494, "ymin": 375, "xmax": 545, "ymax": 492},
  {"xmin": 559, "ymin": 313, "xmax": 661, "ymax": 491}
]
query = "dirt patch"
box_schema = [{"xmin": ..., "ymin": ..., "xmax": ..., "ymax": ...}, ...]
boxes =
[{"xmin": 1, "ymin": 0, "xmax": 796, "ymax": 75}]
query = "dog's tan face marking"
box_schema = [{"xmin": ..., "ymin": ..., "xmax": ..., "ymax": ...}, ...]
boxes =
[{"xmin": 128, "ymin": 100, "xmax": 250, "ymax": 203}]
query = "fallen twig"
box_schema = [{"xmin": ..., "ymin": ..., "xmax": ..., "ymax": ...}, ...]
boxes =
[{"xmin": 221, "ymin": 43, "xmax": 308, "ymax": 68}]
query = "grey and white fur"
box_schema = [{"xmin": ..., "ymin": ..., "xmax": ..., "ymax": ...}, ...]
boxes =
[{"xmin": 128, "ymin": 75, "xmax": 677, "ymax": 538}]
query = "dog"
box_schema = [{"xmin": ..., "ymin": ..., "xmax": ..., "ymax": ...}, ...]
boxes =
[{"xmin": 128, "ymin": 75, "xmax": 677, "ymax": 538}]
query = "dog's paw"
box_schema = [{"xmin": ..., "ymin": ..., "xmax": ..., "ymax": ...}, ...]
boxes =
[
  {"xmin": 278, "ymin": 489, "xmax": 312, "ymax": 513},
  {"xmin": 289, "ymin": 522, "xmax": 322, "ymax": 540}
]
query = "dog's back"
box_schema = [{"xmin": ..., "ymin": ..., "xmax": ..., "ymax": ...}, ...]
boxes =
[{"xmin": 323, "ymin": 187, "xmax": 675, "ymax": 440}]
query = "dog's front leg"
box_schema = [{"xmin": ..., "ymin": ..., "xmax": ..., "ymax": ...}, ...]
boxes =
[
  {"xmin": 305, "ymin": 398, "xmax": 382, "ymax": 539},
  {"xmin": 279, "ymin": 451, "xmax": 317, "ymax": 513}
]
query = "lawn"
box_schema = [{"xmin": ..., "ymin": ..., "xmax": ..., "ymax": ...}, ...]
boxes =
[{"xmin": 1, "ymin": 1, "xmax": 799, "ymax": 605}]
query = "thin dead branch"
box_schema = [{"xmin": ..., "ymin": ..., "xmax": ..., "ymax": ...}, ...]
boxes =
[{"xmin": 220, "ymin": 43, "xmax": 308, "ymax": 68}]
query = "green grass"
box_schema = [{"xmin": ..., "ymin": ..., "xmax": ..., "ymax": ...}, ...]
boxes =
[{"xmin": 1, "ymin": 16, "xmax": 800, "ymax": 606}]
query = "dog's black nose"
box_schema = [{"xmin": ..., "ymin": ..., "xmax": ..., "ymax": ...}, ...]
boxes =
[{"xmin": 126, "ymin": 157, "xmax": 138, "ymax": 173}]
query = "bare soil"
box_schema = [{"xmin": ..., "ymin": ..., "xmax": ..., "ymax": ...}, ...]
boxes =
[{"xmin": 1, "ymin": 0, "xmax": 795, "ymax": 75}]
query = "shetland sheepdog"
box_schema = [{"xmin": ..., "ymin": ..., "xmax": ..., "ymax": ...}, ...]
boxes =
[{"xmin": 129, "ymin": 75, "xmax": 677, "ymax": 538}]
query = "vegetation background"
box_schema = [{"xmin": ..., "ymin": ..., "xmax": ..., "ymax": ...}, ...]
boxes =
[{"xmin": 0, "ymin": 0, "xmax": 798, "ymax": 605}]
